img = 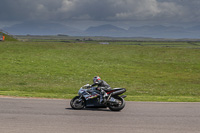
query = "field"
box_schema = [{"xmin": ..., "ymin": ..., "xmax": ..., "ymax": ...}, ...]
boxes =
[{"xmin": 0, "ymin": 40, "xmax": 200, "ymax": 101}]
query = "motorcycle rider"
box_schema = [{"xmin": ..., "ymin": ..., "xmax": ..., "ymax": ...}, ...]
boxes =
[{"xmin": 90, "ymin": 76, "xmax": 111, "ymax": 104}]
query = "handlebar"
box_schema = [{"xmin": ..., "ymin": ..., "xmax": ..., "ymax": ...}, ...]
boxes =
[{"xmin": 82, "ymin": 84, "xmax": 91, "ymax": 89}]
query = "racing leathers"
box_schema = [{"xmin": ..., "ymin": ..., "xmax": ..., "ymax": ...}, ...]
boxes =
[{"xmin": 91, "ymin": 80, "xmax": 111, "ymax": 103}]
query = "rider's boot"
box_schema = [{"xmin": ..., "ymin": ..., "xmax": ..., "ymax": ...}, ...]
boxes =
[
  {"xmin": 100, "ymin": 91, "xmax": 108, "ymax": 104},
  {"xmin": 99, "ymin": 95, "xmax": 104, "ymax": 103}
]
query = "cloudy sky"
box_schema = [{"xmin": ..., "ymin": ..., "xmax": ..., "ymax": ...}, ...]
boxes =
[{"xmin": 0, "ymin": 0, "xmax": 200, "ymax": 30}]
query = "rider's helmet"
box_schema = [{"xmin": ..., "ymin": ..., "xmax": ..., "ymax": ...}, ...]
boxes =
[{"xmin": 93, "ymin": 76, "xmax": 101, "ymax": 84}]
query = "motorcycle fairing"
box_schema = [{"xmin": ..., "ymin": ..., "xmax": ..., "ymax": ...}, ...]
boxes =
[{"xmin": 85, "ymin": 97, "xmax": 106, "ymax": 108}]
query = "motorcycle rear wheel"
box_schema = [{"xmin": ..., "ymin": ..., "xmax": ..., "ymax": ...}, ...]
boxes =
[
  {"xmin": 108, "ymin": 96, "xmax": 125, "ymax": 111},
  {"xmin": 70, "ymin": 96, "xmax": 85, "ymax": 110}
]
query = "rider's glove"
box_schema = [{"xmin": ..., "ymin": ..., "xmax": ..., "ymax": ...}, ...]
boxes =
[
  {"xmin": 84, "ymin": 84, "xmax": 91, "ymax": 88},
  {"xmin": 87, "ymin": 85, "xmax": 92, "ymax": 88}
]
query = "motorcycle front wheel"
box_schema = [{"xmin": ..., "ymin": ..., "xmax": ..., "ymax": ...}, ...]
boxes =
[
  {"xmin": 70, "ymin": 96, "xmax": 85, "ymax": 110},
  {"xmin": 108, "ymin": 96, "xmax": 125, "ymax": 111}
]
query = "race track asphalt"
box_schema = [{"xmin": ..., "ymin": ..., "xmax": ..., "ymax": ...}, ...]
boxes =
[{"xmin": 0, "ymin": 97, "xmax": 200, "ymax": 133}]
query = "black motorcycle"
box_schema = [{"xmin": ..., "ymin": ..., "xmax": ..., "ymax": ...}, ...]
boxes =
[{"xmin": 70, "ymin": 84, "xmax": 126, "ymax": 111}]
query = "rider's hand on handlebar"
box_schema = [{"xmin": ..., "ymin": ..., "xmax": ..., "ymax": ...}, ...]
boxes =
[
  {"xmin": 87, "ymin": 85, "xmax": 92, "ymax": 89},
  {"xmin": 84, "ymin": 84, "xmax": 90, "ymax": 87}
]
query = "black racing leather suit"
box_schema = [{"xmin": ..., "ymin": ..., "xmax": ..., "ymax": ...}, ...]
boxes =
[{"xmin": 91, "ymin": 80, "xmax": 111, "ymax": 103}]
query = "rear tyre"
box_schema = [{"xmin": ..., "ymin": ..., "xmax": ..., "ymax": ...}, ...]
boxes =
[
  {"xmin": 70, "ymin": 96, "xmax": 85, "ymax": 110},
  {"xmin": 108, "ymin": 96, "xmax": 125, "ymax": 111}
]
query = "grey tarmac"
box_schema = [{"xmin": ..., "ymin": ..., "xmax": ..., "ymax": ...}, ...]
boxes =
[{"xmin": 0, "ymin": 97, "xmax": 200, "ymax": 133}]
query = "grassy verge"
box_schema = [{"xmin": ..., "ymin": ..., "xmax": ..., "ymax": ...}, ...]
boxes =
[
  {"xmin": 0, "ymin": 32, "xmax": 18, "ymax": 41},
  {"xmin": 0, "ymin": 41, "xmax": 200, "ymax": 102}
]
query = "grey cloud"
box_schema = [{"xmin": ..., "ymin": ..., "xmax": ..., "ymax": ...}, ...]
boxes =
[
  {"xmin": 0, "ymin": 0, "xmax": 200, "ymax": 26},
  {"xmin": 56, "ymin": 0, "xmax": 186, "ymax": 22},
  {"xmin": 0, "ymin": 0, "xmax": 62, "ymax": 21}
]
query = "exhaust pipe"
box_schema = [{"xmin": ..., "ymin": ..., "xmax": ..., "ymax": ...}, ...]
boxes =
[
  {"xmin": 120, "ymin": 95, "xmax": 127, "ymax": 98},
  {"xmin": 111, "ymin": 88, "xmax": 126, "ymax": 96},
  {"xmin": 105, "ymin": 88, "xmax": 126, "ymax": 103}
]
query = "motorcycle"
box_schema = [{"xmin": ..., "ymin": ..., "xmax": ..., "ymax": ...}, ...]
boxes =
[{"xmin": 70, "ymin": 84, "xmax": 127, "ymax": 111}]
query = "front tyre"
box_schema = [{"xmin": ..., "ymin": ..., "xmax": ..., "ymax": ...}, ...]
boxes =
[
  {"xmin": 70, "ymin": 96, "xmax": 85, "ymax": 110},
  {"xmin": 108, "ymin": 96, "xmax": 125, "ymax": 111}
]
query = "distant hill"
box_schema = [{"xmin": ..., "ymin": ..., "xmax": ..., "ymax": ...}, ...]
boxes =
[
  {"xmin": 85, "ymin": 24, "xmax": 200, "ymax": 38},
  {"xmin": 85, "ymin": 24, "xmax": 126, "ymax": 37},
  {"xmin": 2, "ymin": 22, "xmax": 200, "ymax": 38},
  {"xmin": 3, "ymin": 22, "xmax": 83, "ymax": 36}
]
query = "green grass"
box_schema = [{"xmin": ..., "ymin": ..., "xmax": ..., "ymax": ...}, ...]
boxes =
[{"xmin": 0, "ymin": 41, "xmax": 200, "ymax": 102}]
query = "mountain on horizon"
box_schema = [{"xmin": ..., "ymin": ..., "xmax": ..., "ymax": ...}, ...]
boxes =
[
  {"xmin": 3, "ymin": 21, "xmax": 83, "ymax": 36},
  {"xmin": 85, "ymin": 24, "xmax": 126, "ymax": 37},
  {"xmin": 2, "ymin": 22, "xmax": 200, "ymax": 38}
]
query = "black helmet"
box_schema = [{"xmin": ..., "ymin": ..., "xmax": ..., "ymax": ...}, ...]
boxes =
[{"xmin": 93, "ymin": 76, "xmax": 101, "ymax": 84}]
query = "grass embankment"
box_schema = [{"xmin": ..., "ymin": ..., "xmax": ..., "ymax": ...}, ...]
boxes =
[
  {"xmin": 0, "ymin": 41, "xmax": 200, "ymax": 102},
  {"xmin": 0, "ymin": 32, "xmax": 18, "ymax": 41}
]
